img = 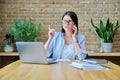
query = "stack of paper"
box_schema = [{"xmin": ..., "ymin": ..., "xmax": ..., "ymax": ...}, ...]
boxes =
[
  {"xmin": 83, "ymin": 59, "xmax": 108, "ymax": 64},
  {"xmin": 57, "ymin": 59, "xmax": 70, "ymax": 62},
  {"xmin": 71, "ymin": 62, "xmax": 111, "ymax": 70}
]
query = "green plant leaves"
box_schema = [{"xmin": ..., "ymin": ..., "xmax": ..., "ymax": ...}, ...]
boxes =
[
  {"xmin": 91, "ymin": 19, "xmax": 102, "ymax": 38},
  {"xmin": 99, "ymin": 20, "xmax": 105, "ymax": 38},
  {"xmin": 7, "ymin": 17, "xmax": 41, "ymax": 42},
  {"xmin": 91, "ymin": 18, "xmax": 120, "ymax": 43}
]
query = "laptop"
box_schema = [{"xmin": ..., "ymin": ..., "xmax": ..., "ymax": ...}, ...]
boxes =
[{"xmin": 16, "ymin": 42, "xmax": 57, "ymax": 64}]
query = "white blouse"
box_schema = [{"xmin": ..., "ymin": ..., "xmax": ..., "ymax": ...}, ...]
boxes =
[{"xmin": 61, "ymin": 44, "xmax": 74, "ymax": 59}]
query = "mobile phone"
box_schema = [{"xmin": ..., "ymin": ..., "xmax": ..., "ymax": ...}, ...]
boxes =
[
  {"xmin": 72, "ymin": 29, "xmax": 75, "ymax": 34},
  {"xmin": 72, "ymin": 24, "xmax": 76, "ymax": 34}
]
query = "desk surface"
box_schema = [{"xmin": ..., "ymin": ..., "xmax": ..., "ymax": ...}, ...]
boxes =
[
  {"xmin": 0, "ymin": 52, "xmax": 18, "ymax": 56},
  {"xmin": 0, "ymin": 60, "xmax": 120, "ymax": 80},
  {"xmin": 88, "ymin": 52, "xmax": 120, "ymax": 56},
  {"xmin": 0, "ymin": 52, "xmax": 120, "ymax": 56}
]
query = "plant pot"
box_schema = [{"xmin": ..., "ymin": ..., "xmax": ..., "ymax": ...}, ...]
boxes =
[
  {"xmin": 103, "ymin": 43, "xmax": 113, "ymax": 53},
  {"xmin": 4, "ymin": 44, "xmax": 14, "ymax": 52},
  {"xmin": 100, "ymin": 39, "xmax": 104, "ymax": 53}
]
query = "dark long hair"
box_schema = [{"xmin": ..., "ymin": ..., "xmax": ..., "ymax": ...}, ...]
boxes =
[{"xmin": 61, "ymin": 11, "xmax": 78, "ymax": 34}]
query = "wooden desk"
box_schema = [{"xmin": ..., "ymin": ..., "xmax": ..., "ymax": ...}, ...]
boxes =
[
  {"xmin": 0, "ymin": 60, "xmax": 120, "ymax": 80},
  {"xmin": 88, "ymin": 52, "xmax": 120, "ymax": 56},
  {"xmin": 0, "ymin": 52, "xmax": 18, "ymax": 56},
  {"xmin": 1, "ymin": 52, "xmax": 120, "ymax": 56},
  {"xmin": 0, "ymin": 52, "xmax": 19, "ymax": 68},
  {"xmin": 88, "ymin": 52, "xmax": 120, "ymax": 65},
  {"xmin": 0, "ymin": 52, "xmax": 120, "ymax": 68}
]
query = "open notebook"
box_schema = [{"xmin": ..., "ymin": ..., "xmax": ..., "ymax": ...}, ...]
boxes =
[
  {"xmin": 71, "ymin": 62, "xmax": 111, "ymax": 70},
  {"xmin": 83, "ymin": 59, "xmax": 108, "ymax": 64}
]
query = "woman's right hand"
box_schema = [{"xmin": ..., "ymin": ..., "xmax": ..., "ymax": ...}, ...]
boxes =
[{"xmin": 48, "ymin": 24, "xmax": 56, "ymax": 39}]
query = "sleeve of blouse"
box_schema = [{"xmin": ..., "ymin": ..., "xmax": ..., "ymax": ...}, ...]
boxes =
[
  {"xmin": 46, "ymin": 39, "xmax": 54, "ymax": 58},
  {"xmin": 74, "ymin": 34, "xmax": 87, "ymax": 60},
  {"xmin": 46, "ymin": 32, "xmax": 58, "ymax": 58}
]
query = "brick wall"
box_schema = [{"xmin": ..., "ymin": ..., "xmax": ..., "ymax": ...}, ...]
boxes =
[{"xmin": 0, "ymin": 0, "xmax": 120, "ymax": 52}]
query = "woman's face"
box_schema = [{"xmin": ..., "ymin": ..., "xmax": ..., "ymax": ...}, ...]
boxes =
[{"xmin": 62, "ymin": 15, "xmax": 74, "ymax": 32}]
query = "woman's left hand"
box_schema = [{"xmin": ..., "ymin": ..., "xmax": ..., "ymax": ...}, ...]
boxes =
[{"xmin": 72, "ymin": 25, "xmax": 77, "ymax": 42}]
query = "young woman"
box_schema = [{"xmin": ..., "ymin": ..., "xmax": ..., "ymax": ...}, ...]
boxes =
[{"xmin": 44, "ymin": 11, "xmax": 87, "ymax": 60}]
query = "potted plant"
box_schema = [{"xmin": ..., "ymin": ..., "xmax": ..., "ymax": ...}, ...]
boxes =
[
  {"xmin": 91, "ymin": 18, "xmax": 120, "ymax": 53},
  {"xmin": 4, "ymin": 33, "xmax": 14, "ymax": 52},
  {"xmin": 7, "ymin": 17, "xmax": 41, "ymax": 42},
  {"xmin": 5, "ymin": 17, "xmax": 41, "ymax": 52}
]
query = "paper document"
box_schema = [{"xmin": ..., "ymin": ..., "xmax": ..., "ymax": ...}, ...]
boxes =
[
  {"xmin": 71, "ymin": 62, "xmax": 112, "ymax": 70},
  {"xmin": 57, "ymin": 59, "xmax": 70, "ymax": 62},
  {"xmin": 83, "ymin": 59, "xmax": 108, "ymax": 64}
]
